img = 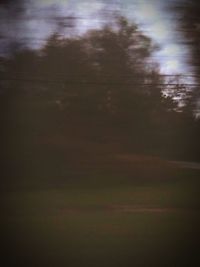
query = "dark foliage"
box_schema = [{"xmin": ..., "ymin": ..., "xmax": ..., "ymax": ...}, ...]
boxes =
[{"xmin": 0, "ymin": 15, "xmax": 200, "ymax": 182}]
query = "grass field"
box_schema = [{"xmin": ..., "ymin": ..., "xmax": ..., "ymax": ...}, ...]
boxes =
[{"xmin": 2, "ymin": 158, "xmax": 200, "ymax": 267}]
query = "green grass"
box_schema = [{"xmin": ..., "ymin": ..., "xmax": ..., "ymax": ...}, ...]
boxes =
[{"xmin": 2, "ymin": 169, "xmax": 200, "ymax": 266}]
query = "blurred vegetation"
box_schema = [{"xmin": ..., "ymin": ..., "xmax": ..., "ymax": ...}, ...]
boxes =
[
  {"xmin": 0, "ymin": 16, "xmax": 200, "ymax": 188},
  {"xmin": 175, "ymin": 0, "xmax": 200, "ymax": 112},
  {"xmin": 1, "ymin": 15, "xmax": 200, "ymax": 267}
]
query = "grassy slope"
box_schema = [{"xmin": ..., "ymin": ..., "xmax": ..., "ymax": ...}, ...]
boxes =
[{"xmin": 2, "ymin": 155, "xmax": 200, "ymax": 267}]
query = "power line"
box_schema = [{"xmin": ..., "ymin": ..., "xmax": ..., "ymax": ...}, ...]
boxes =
[
  {"xmin": 1, "ymin": 71, "xmax": 200, "ymax": 78},
  {"xmin": 0, "ymin": 77, "xmax": 199, "ymax": 86}
]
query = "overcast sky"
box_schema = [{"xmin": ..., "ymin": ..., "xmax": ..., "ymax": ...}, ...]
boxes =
[{"xmin": 0, "ymin": 0, "xmax": 193, "ymax": 77}]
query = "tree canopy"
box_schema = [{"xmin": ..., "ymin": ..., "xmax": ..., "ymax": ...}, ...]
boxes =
[{"xmin": 1, "ymin": 16, "xmax": 199, "ymax": 161}]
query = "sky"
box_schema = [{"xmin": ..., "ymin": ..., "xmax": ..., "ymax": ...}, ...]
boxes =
[{"xmin": 0, "ymin": 0, "xmax": 193, "ymax": 77}]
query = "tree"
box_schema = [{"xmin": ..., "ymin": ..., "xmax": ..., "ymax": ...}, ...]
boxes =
[
  {"xmin": 1, "ymin": 16, "xmax": 181, "ymax": 158},
  {"xmin": 171, "ymin": 1, "xmax": 200, "ymax": 160},
  {"xmin": 174, "ymin": 1, "xmax": 200, "ymax": 113}
]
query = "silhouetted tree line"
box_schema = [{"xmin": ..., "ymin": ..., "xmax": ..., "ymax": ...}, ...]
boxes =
[
  {"xmin": 174, "ymin": 1, "xmax": 200, "ymax": 110},
  {"xmin": 1, "ymin": 16, "xmax": 200, "ymax": 163}
]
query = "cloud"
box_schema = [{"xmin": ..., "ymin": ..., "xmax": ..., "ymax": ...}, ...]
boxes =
[
  {"xmin": 0, "ymin": 0, "xmax": 194, "ymax": 76},
  {"xmin": 37, "ymin": 0, "xmax": 68, "ymax": 4}
]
